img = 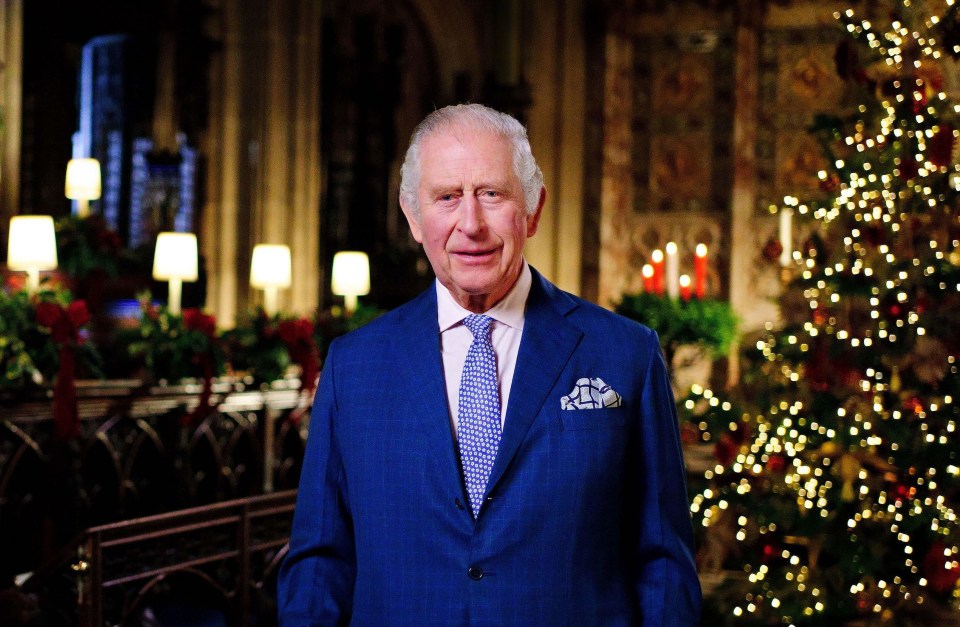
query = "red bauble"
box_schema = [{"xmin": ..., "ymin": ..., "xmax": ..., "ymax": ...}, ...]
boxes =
[
  {"xmin": 893, "ymin": 483, "xmax": 914, "ymax": 502},
  {"xmin": 899, "ymin": 155, "xmax": 920, "ymax": 181},
  {"xmin": 766, "ymin": 454, "xmax": 787, "ymax": 473},
  {"xmin": 861, "ymin": 224, "xmax": 884, "ymax": 246},
  {"xmin": 762, "ymin": 238, "xmax": 784, "ymax": 263},
  {"xmin": 906, "ymin": 397, "xmax": 924, "ymax": 414},
  {"xmin": 819, "ymin": 173, "xmax": 841, "ymax": 193},
  {"xmin": 923, "ymin": 541, "xmax": 960, "ymax": 594},
  {"xmin": 929, "ymin": 123, "xmax": 956, "ymax": 168},
  {"xmin": 714, "ymin": 433, "xmax": 738, "ymax": 466},
  {"xmin": 761, "ymin": 542, "xmax": 780, "ymax": 563}
]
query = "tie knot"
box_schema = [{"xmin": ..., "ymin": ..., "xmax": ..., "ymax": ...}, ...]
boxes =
[{"xmin": 462, "ymin": 314, "xmax": 494, "ymax": 339}]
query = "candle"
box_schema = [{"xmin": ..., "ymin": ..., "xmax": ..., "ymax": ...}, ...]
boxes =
[
  {"xmin": 779, "ymin": 207, "xmax": 793, "ymax": 267},
  {"xmin": 694, "ymin": 243, "xmax": 707, "ymax": 299},
  {"xmin": 665, "ymin": 241, "xmax": 679, "ymax": 300},
  {"xmin": 651, "ymin": 249, "xmax": 664, "ymax": 295},
  {"xmin": 679, "ymin": 274, "xmax": 692, "ymax": 301},
  {"xmin": 642, "ymin": 264, "xmax": 655, "ymax": 292}
]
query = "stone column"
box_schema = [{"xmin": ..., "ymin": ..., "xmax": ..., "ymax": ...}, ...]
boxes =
[
  {"xmin": 287, "ymin": 0, "xmax": 322, "ymax": 314},
  {"xmin": 526, "ymin": 0, "xmax": 586, "ymax": 296},
  {"xmin": 597, "ymin": 28, "xmax": 634, "ymax": 309},
  {"xmin": 0, "ymin": 0, "xmax": 22, "ymax": 225},
  {"xmin": 203, "ymin": 0, "xmax": 322, "ymax": 324},
  {"xmin": 202, "ymin": 0, "xmax": 245, "ymax": 326},
  {"xmin": 727, "ymin": 0, "xmax": 761, "ymax": 385}
]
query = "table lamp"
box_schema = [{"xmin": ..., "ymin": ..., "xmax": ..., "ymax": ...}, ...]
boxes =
[
  {"xmin": 7, "ymin": 215, "xmax": 58, "ymax": 294},
  {"xmin": 152, "ymin": 232, "xmax": 198, "ymax": 315},
  {"xmin": 331, "ymin": 251, "xmax": 370, "ymax": 315},
  {"xmin": 250, "ymin": 244, "xmax": 292, "ymax": 316},
  {"xmin": 65, "ymin": 158, "xmax": 102, "ymax": 218}
]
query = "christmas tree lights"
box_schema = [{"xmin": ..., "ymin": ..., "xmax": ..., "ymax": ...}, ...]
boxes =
[{"xmin": 687, "ymin": 2, "xmax": 960, "ymax": 624}]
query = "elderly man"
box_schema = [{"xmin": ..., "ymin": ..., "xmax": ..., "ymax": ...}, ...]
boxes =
[{"xmin": 278, "ymin": 104, "xmax": 701, "ymax": 625}]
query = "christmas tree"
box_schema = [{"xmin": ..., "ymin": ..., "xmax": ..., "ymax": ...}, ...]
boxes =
[{"xmin": 688, "ymin": 2, "xmax": 960, "ymax": 624}]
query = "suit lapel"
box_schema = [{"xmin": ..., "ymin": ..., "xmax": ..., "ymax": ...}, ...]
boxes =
[
  {"xmin": 486, "ymin": 269, "xmax": 582, "ymax": 493},
  {"xmin": 394, "ymin": 286, "xmax": 466, "ymax": 498}
]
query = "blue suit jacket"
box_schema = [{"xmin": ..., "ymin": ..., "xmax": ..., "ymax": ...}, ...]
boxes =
[{"xmin": 278, "ymin": 268, "xmax": 701, "ymax": 626}]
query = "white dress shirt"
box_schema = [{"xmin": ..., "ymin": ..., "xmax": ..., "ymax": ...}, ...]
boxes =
[{"xmin": 437, "ymin": 262, "xmax": 532, "ymax": 435}]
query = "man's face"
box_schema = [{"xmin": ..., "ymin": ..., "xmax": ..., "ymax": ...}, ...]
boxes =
[{"xmin": 401, "ymin": 127, "xmax": 544, "ymax": 313}]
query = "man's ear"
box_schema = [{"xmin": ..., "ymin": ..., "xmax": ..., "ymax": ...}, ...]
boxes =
[
  {"xmin": 525, "ymin": 186, "xmax": 547, "ymax": 238},
  {"xmin": 400, "ymin": 197, "xmax": 424, "ymax": 244}
]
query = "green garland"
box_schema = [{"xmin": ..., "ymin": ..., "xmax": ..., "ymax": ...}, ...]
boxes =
[{"xmin": 615, "ymin": 293, "xmax": 738, "ymax": 366}]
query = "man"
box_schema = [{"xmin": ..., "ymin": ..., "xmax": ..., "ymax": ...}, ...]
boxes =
[{"xmin": 278, "ymin": 104, "xmax": 701, "ymax": 625}]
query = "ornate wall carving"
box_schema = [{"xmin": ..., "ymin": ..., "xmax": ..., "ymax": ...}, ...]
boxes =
[
  {"xmin": 595, "ymin": 1, "xmax": 858, "ymax": 341},
  {"xmin": 756, "ymin": 26, "xmax": 846, "ymax": 211}
]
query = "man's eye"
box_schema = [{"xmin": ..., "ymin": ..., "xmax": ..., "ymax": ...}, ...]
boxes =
[{"xmin": 438, "ymin": 194, "xmax": 455, "ymax": 202}]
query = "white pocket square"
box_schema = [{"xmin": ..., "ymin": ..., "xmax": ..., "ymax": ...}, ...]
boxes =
[{"xmin": 561, "ymin": 377, "xmax": 623, "ymax": 410}]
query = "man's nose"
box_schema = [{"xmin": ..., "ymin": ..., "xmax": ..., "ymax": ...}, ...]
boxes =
[{"xmin": 458, "ymin": 195, "xmax": 485, "ymax": 235}]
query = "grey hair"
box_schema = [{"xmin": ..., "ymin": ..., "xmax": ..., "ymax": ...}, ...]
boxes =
[{"xmin": 399, "ymin": 103, "xmax": 544, "ymax": 219}]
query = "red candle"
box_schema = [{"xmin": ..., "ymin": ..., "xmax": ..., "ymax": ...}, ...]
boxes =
[
  {"xmin": 651, "ymin": 249, "xmax": 664, "ymax": 295},
  {"xmin": 642, "ymin": 264, "xmax": 654, "ymax": 292},
  {"xmin": 694, "ymin": 243, "xmax": 708, "ymax": 298},
  {"xmin": 679, "ymin": 274, "xmax": 692, "ymax": 301}
]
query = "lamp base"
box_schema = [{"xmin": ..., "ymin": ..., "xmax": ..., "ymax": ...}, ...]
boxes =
[
  {"xmin": 168, "ymin": 278, "xmax": 183, "ymax": 315},
  {"xmin": 344, "ymin": 293, "xmax": 358, "ymax": 316}
]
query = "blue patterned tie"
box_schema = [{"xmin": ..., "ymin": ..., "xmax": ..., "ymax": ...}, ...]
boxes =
[{"xmin": 458, "ymin": 314, "xmax": 502, "ymax": 518}]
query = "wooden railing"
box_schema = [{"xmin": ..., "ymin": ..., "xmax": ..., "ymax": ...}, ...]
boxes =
[
  {"xmin": 69, "ymin": 490, "xmax": 297, "ymax": 626},
  {"xmin": 0, "ymin": 378, "xmax": 310, "ymax": 591}
]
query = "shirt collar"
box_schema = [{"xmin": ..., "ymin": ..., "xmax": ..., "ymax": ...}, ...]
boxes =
[{"xmin": 437, "ymin": 261, "xmax": 532, "ymax": 332}]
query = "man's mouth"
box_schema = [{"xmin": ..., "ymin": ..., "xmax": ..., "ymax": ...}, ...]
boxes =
[{"xmin": 453, "ymin": 249, "xmax": 497, "ymax": 261}]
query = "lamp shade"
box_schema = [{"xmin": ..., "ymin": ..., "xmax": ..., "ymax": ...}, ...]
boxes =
[
  {"xmin": 7, "ymin": 215, "xmax": 58, "ymax": 271},
  {"xmin": 331, "ymin": 251, "xmax": 370, "ymax": 297},
  {"xmin": 152, "ymin": 232, "xmax": 198, "ymax": 281},
  {"xmin": 65, "ymin": 158, "xmax": 102, "ymax": 200},
  {"xmin": 250, "ymin": 244, "xmax": 292, "ymax": 288}
]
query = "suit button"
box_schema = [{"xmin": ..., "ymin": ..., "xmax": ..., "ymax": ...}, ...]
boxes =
[
  {"xmin": 455, "ymin": 498, "xmax": 465, "ymax": 511},
  {"xmin": 467, "ymin": 566, "xmax": 483, "ymax": 581}
]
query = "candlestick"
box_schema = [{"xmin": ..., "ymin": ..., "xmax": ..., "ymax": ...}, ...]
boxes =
[
  {"xmin": 642, "ymin": 264, "xmax": 654, "ymax": 292},
  {"xmin": 665, "ymin": 242, "xmax": 679, "ymax": 300},
  {"xmin": 779, "ymin": 207, "xmax": 793, "ymax": 267},
  {"xmin": 679, "ymin": 274, "xmax": 692, "ymax": 301},
  {"xmin": 651, "ymin": 249, "xmax": 664, "ymax": 295},
  {"xmin": 694, "ymin": 243, "xmax": 707, "ymax": 299}
]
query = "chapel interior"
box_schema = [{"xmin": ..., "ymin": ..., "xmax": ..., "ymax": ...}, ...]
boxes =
[{"xmin": 2, "ymin": 0, "xmax": 958, "ymax": 624}]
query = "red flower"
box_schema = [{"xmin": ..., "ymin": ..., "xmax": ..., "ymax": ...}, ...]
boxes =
[
  {"xmin": 67, "ymin": 300, "xmax": 90, "ymax": 328},
  {"xmin": 34, "ymin": 299, "xmax": 89, "ymax": 344},
  {"xmin": 35, "ymin": 301, "xmax": 63, "ymax": 328},
  {"xmin": 278, "ymin": 317, "xmax": 320, "ymax": 397},
  {"xmin": 183, "ymin": 308, "xmax": 217, "ymax": 337},
  {"xmin": 279, "ymin": 318, "xmax": 315, "ymax": 345}
]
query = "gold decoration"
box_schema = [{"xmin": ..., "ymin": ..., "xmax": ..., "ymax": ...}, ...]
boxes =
[
  {"xmin": 838, "ymin": 454, "xmax": 862, "ymax": 502},
  {"xmin": 818, "ymin": 441, "xmax": 840, "ymax": 457},
  {"xmin": 789, "ymin": 55, "xmax": 831, "ymax": 101},
  {"xmin": 812, "ymin": 443, "xmax": 897, "ymax": 503},
  {"xmin": 901, "ymin": 336, "xmax": 950, "ymax": 385}
]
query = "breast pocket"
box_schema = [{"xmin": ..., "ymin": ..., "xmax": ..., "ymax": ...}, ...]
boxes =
[{"xmin": 558, "ymin": 407, "xmax": 629, "ymax": 431}]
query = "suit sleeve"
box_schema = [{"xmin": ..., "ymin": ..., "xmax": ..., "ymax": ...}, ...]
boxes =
[
  {"xmin": 277, "ymin": 339, "xmax": 356, "ymax": 626},
  {"xmin": 630, "ymin": 331, "xmax": 702, "ymax": 626}
]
